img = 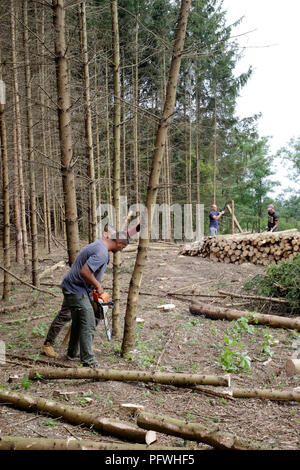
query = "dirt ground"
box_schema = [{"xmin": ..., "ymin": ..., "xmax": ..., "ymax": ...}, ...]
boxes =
[{"xmin": 0, "ymin": 240, "xmax": 299, "ymax": 451}]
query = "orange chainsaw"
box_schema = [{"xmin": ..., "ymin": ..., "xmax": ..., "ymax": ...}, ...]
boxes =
[
  {"xmin": 91, "ymin": 290, "xmax": 114, "ymax": 341},
  {"xmin": 62, "ymin": 290, "xmax": 114, "ymax": 347}
]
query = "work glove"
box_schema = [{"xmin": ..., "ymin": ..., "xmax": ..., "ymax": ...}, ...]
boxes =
[{"xmin": 221, "ymin": 211, "xmax": 225, "ymax": 215}]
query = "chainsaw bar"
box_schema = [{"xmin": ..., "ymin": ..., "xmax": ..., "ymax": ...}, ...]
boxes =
[{"xmin": 90, "ymin": 298, "xmax": 114, "ymax": 342}]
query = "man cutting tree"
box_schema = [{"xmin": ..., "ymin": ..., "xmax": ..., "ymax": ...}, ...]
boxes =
[{"xmin": 41, "ymin": 232, "xmax": 129, "ymax": 368}]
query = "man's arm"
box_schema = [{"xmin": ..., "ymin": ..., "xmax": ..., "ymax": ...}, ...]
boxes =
[
  {"xmin": 80, "ymin": 263, "xmax": 103, "ymax": 295},
  {"xmin": 272, "ymin": 218, "xmax": 279, "ymax": 231},
  {"xmin": 212, "ymin": 212, "xmax": 224, "ymax": 220}
]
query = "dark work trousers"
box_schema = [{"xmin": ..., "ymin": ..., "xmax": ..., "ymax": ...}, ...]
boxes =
[
  {"xmin": 44, "ymin": 297, "xmax": 71, "ymax": 345},
  {"xmin": 63, "ymin": 291, "xmax": 97, "ymax": 366},
  {"xmin": 44, "ymin": 296, "xmax": 99, "ymax": 346}
]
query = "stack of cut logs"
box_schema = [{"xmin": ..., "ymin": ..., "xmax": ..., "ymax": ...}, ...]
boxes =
[{"xmin": 180, "ymin": 229, "xmax": 300, "ymax": 266}]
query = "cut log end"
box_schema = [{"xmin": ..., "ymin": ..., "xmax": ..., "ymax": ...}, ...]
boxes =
[{"xmin": 285, "ymin": 359, "xmax": 300, "ymax": 376}]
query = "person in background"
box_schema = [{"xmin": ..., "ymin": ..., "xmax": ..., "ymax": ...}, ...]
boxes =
[
  {"xmin": 267, "ymin": 204, "xmax": 279, "ymax": 232},
  {"xmin": 209, "ymin": 204, "xmax": 225, "ymax": 235}
]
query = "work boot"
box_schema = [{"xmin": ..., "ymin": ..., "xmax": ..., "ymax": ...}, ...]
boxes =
[{"xmin": 41, "ymin": 342, "xmax": 59, "ymax": 358}]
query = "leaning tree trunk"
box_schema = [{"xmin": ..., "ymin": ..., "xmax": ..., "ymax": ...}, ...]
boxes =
[
  {"xmin": 52, "ymin": 0, "xmax": 80, "ymax": 265},
  {"xmin": 0, "ymin": 78, "xmax": 10, "ymax": 300},
  {"xmin": 79, "ymin": 2, "xmax": 97, "ymax": 243},
  {"xmin": 23, "ymin": 0, "xmax": 39, "ymax": 286},
  {"xmin": 121, "ymin": 0, "xmax": 192, "ymax": 355},
  {"xmin": 111, "ymin": 0, "xmax": 122, "ymax": 338}
]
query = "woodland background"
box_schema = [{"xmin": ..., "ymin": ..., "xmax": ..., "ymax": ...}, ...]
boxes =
[{"xmin": 0, "ymin": 0, "xmax": 299, "ymax": 287}]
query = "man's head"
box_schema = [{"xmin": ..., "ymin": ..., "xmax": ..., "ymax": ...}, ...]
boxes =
[
  {"xmin": 211, "ymin": 204, "xmax": 217, "ymax": 211},
  {"xmin": 268, "ymin": 204, "xmax": 275, "ymax": 213},
  {"xmin": 108, "ymin": 231, "xmax": 130, "ymax": 252}
]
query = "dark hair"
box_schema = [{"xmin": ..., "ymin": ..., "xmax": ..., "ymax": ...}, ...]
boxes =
[{"xmin": 109, "ymin": 231, "xmax": 130, "ymax": 244}]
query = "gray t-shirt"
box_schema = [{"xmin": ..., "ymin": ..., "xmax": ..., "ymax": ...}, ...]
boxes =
[{"xmin": 61, "ymin": 239, "xmax": 110, "ymax": 294}]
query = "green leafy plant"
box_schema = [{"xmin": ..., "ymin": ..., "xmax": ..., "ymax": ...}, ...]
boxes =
[
  {"xmin": 219, "ymin": 348, "xmax": 251, "ymax": 373},
  {"xmin": 244, "ymin": 254, "xmax": 300, "ymax": 308},
  {"xmin": 14, "ymin": 377, "xmax": 33, "ymax": 390},
  {"xmin": 260, "ymin": 331, "xmax": 277, "ymax": 357},
  {"xmin": 42, "ymin": 418, "xmax": 58, "ymax": 427},
  {"xmin": 31, "ymin": 324, "xmax": 47, "ymax": 338}
]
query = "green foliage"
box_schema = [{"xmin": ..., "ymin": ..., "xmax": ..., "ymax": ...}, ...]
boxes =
[
  {"xmin": 14, "ymin": 377, "xmax": 33, "ymax": 390},
  {"xmin": 244, "ymin": 254, "xmax": 300, "ymax": 308},
  {"xmin": 219, "ymin": 348, "xmax": 251, "ymax": 373},
  {"xmin": 260, "ymin": 332, "xmax": 277, "ymax": 357},
  {"xmin": 217, "ymin": 317, "xmax": 253, "ymax": 373}
]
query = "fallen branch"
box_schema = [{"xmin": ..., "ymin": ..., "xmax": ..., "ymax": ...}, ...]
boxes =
[
  {"xmin": 218, "ymin": 290, "xmax": 290, "ymax": 305},
  {"xmin": 0, "ymin": 265, "xmax": 58, "ymax": 297},
  {"xmin": 168, "ymin": 292, "xmax": 226, "ymax": 299},
  {"xmin": 0, "ymin": 435, "xmax": 189, "ymax": 451},
  {"xmin": 0, "ymin": 300, "xmax": 38, "ymax": 314},
  {"xmin": 136, "ymin": 411, "xmax": 269, "ymax": 450},
  {"xmin": 2, "ymin": 359, "xmax": 34, "ymax": 368},
  {"xmin": 28, "ymin": 367, "xmax": 230, "ymax": 387},
  {"xmin": 189, "ymin": 301, "xmax": 300, "ymax": 331},
  {"xmin": 189, "ymin": 386, "xmax": 234, "ymax": 400},
  {"xmin": 1, "ymin": 314, "xmax": 51, "ymax": 324},
  {"xmin": 155, "ymin": 324, "xmax": 178, "ymax": 369},
  {"xmin": 5, "ymin": 353, "xmax": 73, "ymax": 369},
  {"xmin": 0, "ymin": 389, "xmax": 156, "ymax": 444},
  {"xmin": 39, "ymin": 261, "xmax": 66, "ymax": 279}
]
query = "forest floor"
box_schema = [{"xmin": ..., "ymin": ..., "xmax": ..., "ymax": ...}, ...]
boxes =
[{"xmin": 0, "ymin": 239, "xmax": 299, "ymax": 451}]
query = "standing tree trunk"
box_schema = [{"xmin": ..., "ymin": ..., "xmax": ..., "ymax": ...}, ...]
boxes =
[
  {"xmin": 79, "ymin": 1, "xmax": 97, "ymax": 243},
  {"xmin": 52, "ymin": 0, "xmax": 80, "ymax": 265},
  {"xmin": 111, "ymin": 0, "xmax": 122, "ymax": 337},
  {"xmin": 23, "ymin": 0, "xmax": 39, "ymax": 286},
  {"xmin": 105, "ymin": 57, "xmax": 112, "ymax": 210},
  {"xmin": 0, "ymin": 78, "xmax": 11, "ymax": 300},
  {"xmin": 121, "ymin": 0, "xmax": 192, "ymax": 355},
  {"xmin": 196, "ymin": 76, "xmax": 201, "ymax": 206},
  {"xmin": 133, "ymin": 14, "xmax": 139, "ymax": 206},
  {"xmin": 213, "ymin": 92, "xmax": 217, "ymax": 205},
  {"xmin": 10, "ymin": 0, "xmax": 29, "ymax": 270}
]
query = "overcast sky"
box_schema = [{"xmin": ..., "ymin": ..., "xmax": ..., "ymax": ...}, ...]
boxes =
[{"xmin": 222, "ymin": 0, "xmax": 300, "ymax": 196}]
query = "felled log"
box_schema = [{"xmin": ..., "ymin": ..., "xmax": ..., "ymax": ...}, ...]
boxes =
[
  {"xmin": 0, "ymin": 389, "xmax": 156, "ymax": 444},
  {"xmin": 231, "ymin": 387, "xmax": 300, "ymax": 402},
  {"xmin": 28, "ymin": 367, "xmax": 230, "ymax": 387},
  {"xmin": 189, "ymin": 301, "xmax": 300, "ymax": 331},
  {"xmin": 136, "ymin": 411, "xmax": 270, "ymax": 450},
  {"xmin": 0, "ymin": 436, "xmax": 183, "ymax": 451},
  {"xmin": 285, "ymin": 359, "xmax": 300, "ymax": 376}
]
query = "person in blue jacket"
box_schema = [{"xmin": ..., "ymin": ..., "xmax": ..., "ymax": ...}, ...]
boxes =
[{"xmin": 209, "ymin": 204, "xmax": 225, "ymax": 235}]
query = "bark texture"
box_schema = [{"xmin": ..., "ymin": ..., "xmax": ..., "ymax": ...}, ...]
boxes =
[
  {"xmin": 189, "ymin": 301, "xmax": 300, "ymax": 331},
  {"xmin": 28, "ymin": 367, "xmax": 230, "ymax": 387},
  {"xmin": 0, "ymin": 389, "xmax": 155, "ymax": 444},
  {"xmin": 137, "ymin": 411, "xmax": 270, "ymax": 450}
]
